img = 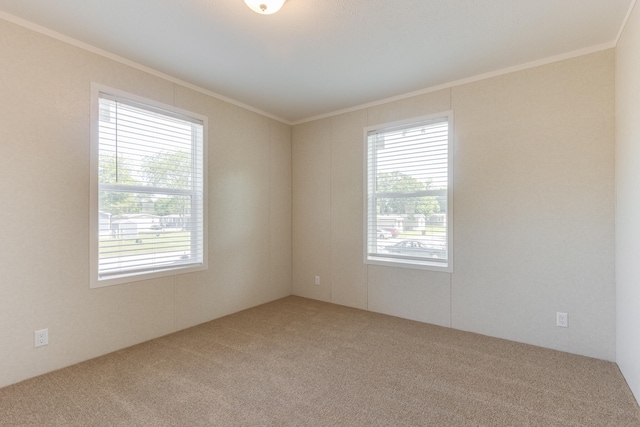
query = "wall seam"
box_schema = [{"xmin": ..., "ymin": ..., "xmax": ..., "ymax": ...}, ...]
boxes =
[
  {"xmin": 365, "ymin": 109, "xmax": 370, "ymax": 311},
  {"xmin": 329, "ymin": 117, "xmax": 333, "ymax": 303},
  {"xmin": 449, "ymin": 86, "xmax": 453, "ymax": 329}
]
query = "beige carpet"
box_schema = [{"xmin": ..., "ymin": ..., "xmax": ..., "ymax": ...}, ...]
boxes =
[{"xmin": 1, "ymin": 296, "xmax": 639, "ymax": 426}]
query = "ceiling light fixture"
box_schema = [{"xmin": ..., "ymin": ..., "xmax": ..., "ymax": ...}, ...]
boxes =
[{"xmin": 243, "ymin": 0, "xmax": 286, "ymax": 15}]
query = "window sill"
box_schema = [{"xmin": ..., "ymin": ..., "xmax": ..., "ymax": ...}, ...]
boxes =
[{"xmin": 365, "ymin": 256, "xmax": 452, "ymax": 273}]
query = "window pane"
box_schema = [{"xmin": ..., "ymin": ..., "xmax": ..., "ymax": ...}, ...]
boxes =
[
  {"xmin": 98, "ymin": 98, "xmax": 202, "ymax": 191},
  {"xmin": 94, "ymin": 90, "xmax": 205, "ymax": 285},
  {"xmin": 366, "ymin": 115, "xmax": 451, "ymax": 270}
]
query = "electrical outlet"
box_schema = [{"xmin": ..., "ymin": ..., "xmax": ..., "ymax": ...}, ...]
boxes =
[
  {"xmin": 556, "ymin": 312, "xmax": 568, "ymax": 328},
  {"xmin": 314, "ymin": 275, "xmax": 320, "ymax": 286},
  {"xmin": 34, "ymin": 329, "xmax": 48, "ymax": 347}
]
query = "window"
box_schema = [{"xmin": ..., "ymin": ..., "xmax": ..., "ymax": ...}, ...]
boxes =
[
  {"xmin": 90, "ymin": 85, "xmax": 207, "ymax": 287},
  {"xmin": 365, "ymin": 113, "xmax": 452, "ymax": 271}
]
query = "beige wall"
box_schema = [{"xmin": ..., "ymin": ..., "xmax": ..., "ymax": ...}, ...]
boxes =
[
  {"xmin": 616, "ymin": 2, "xmax": 640, "ymax": 403},
  {"xmin": 293, "ymin": 50, "xmax": 616, "ymax": 360},
  {"xmin": 0, "ymin": 19, "xmax": 292, "ymax": 388}
]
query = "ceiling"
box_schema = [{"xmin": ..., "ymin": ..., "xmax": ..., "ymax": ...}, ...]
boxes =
[{"xmin": 0, "ymin": 0, "xmax": 634, "ymax": 123}]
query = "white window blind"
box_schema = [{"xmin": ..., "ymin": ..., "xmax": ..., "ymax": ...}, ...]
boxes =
[
  {"xmin": 365, "ymin": 113, "xmax": 452, "ymax": 271},
  {"xmin": 92, "ymin": 89, "xmax": 206, "ymax": 286}
]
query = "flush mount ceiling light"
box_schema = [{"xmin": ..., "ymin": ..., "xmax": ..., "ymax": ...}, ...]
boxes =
[{"xmin": 243, "ymin": 0, "xmax": 286, "ymax": 15}]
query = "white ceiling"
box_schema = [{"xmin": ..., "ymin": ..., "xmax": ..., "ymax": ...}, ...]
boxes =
[{"xmin": 0, "ymin": 0, "xmax": 633, "ymax": 123}]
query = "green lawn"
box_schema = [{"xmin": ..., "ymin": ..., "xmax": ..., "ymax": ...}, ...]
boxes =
[
  {"xmin": 398, "ymin": 226, "xmax": 446, "ymax": 238},
  {"xmin": 100, "ymin": 231, "xmax": 191, "ymax": 258}
]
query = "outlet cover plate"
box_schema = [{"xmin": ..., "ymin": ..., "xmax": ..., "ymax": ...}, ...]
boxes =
[
  {"xmin": 34, "ymin": 329, "xmax": 48, "ymax": 347},
  {"xmin": 556, "ymin": 312, "xmax": 568, "ymax": 328}
]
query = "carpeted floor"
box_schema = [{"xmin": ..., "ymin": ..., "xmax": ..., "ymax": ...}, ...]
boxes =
[{"xmin": 1, "ymin": 296, "xmax": 639, "ymax": 426}]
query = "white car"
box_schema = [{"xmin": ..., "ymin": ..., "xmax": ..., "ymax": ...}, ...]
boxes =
[{"xmin": 377, "ymin": 229, "xmax": 392, "ymax": 239}]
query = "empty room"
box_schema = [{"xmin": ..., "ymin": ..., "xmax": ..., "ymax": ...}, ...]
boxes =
[{"xmin": 1, "ymin": 0, "xmax": 640, "ymax": 425}]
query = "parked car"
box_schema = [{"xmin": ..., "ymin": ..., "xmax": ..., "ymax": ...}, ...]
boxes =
[
  {"xmin": 386, "ymin": 240, "xmax": 446, "ymax": 259},
  {"xmin": 377, "ymin": 229, "xmax": 392, "ymax": 239},
  {"xmin": 382, "ymin": 227, "xmax": 398, "ymax": 238}
]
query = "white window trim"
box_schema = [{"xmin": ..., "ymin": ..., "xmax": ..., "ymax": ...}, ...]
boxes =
[
  {"xmin": 363, "ymin": 112, "xmax": 453, "ymax": 273},
  {"xmin": 89, "ymin": 83, "xmax": 208, "ymax": 288}
]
